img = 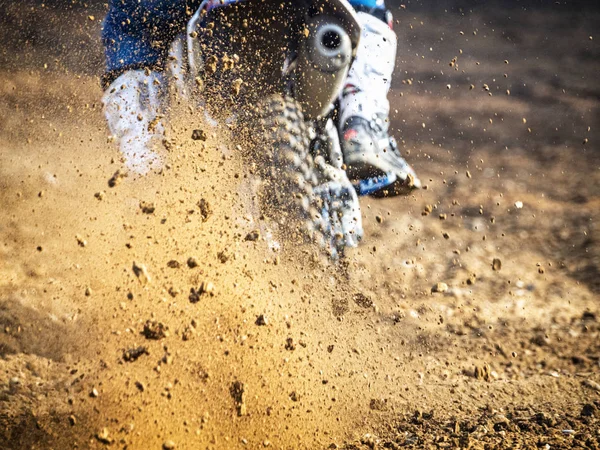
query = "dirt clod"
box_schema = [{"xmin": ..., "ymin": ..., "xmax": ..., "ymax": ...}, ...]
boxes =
[
  {"xmin": 189, "ymin": 281, "xmax": 215, "ymax": 303},
  {"xmin": 167, "ymin": 259, "xmax": 180, "ymax": 269},
  {"xmin": 255, "ymin": 314, "xmax": 268, "ymax": 326},
  {"xmin": 192, "ymin": 129, "xmax": 207, "ymax": 141},
  {"xmin": 245, "ymin": 230, "xmax": 260, "ymax": 241},
  {"xmin": 76, "ymin": 235, "xmax": 87, "ymax": 247},
  {"xmin": 432, "ymin": 282, "xmax": 448, "ymax": 293},
  {"xmin": 132, "ymin": 261, "xmax": 151, "ymax": 285},
  {"xmin": 142, "ymin": 320, "xmax": 168, "ymax": 340},
  {"xmin": 473, "ymin": 363, "xmax": 492, "ymax": 381},
  {"xmin": 162, "ymin": 440, "xmax": 176, "ymax": 450},
  {"xmin": 198, "ymin": 198, "xmax": 212, "ymax": 221},
  {"xmin": 95, "ymin": 428, "xmax": 113, "ymax": 445},
  {"xmin": 139, "ymin": 201, "xmax": 155, "ymax": 214},
  {"xmin": 231, "ymin": 78, "xmax": 244, "ymax": 96},
  {"xmin": 108, "ymin": 169, "xmax": 127, "ymax": 187},
  {"xmin": 187, "ymin": 257, "xmax": 199, "ymax": 268},
  {"xmin": 353, "ymin": 293, "xmax": 373, "ymax": 308},
  {"xmin": 230, "ymin": 381, "xmax": 247, "ymax": 416},
  {"xmin": 492, "ymin": 258, "xmax": 502, "ymax": 271},
  {"xmin": 581, "ymin": 403, "xmax": 597, "ymax": 417},
  {"xmin": 285, "ymin": 338, "xmax": 296, "ymax": 351},
  {"xmin": 123, "ymin": 346, "xmax": 149, "ymax": 362}
]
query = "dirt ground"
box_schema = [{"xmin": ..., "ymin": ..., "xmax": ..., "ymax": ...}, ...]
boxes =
[{"xmin": 0, "ymin": 1, "xmax": 599, "ymax": 449}]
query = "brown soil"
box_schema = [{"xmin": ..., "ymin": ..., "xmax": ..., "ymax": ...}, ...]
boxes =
[{"xmin": 0, "ymin": 1, "xmax": 599, "ymax": 449}]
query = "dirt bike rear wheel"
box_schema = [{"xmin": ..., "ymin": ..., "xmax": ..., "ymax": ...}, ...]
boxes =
[{"xmin": 250, "ymin": 94, "xmax": 327, "ymax": 249}]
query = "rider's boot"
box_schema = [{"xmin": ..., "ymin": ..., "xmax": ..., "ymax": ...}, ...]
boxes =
[
  {"xmin": 339, "ymin": 12, "xmax": 421, "ymax": 196},
  {"xmin": 103, "ymin": 70, "xmax": 167, "ymax": 175}
]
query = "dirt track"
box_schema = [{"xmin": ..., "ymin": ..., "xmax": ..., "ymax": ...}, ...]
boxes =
[{"xmin": 0, "ymin": 1, "xmax": 599, "ymax": 449}]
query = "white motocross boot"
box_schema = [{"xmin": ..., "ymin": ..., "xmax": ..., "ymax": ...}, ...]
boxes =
[
  {"xmin": 339, "ymin": 12, "xmax": 421, "ymax": 196},
  {"xmin": 103, "ymin": 70, "xmax": 167, "ymax": 175}
]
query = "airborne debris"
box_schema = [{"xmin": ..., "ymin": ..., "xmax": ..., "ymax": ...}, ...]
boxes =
[
  {"xmin": 581, "ymin": 403, "xmax": 597, "ymax": 417},
  {"xmin": 182, "ymin": 325, "xmax": 196, "ymax": 341},
  {"xmin": 162, "ymin": 440, "xmax": 176, "ymax": 450},
  {"xmin": 255, "ymin": 314, "xmax": 268, "ymax": 326},
  {"xmin": 192, "ymin": 129, "xmax": 207, "ymax": 141},
  {"xmin": 245, "ymin": 230, "xmax": 260, "ymax": 241},
  {"xmin": 473, "ymin": 363, "xmax": 492, "ymax": 381},
  {"xmin": 353, "ymin": 292, "xmax": 373, "ymax": 308},
  {"xmin": 132, "ymin": 261, "xmax": 151, "ymax": 284},
  {"xmin": 231, "ymin": 78, "xmax": 244, "ymax": 96},
  {"xmin": 189, "ymin": 281, "xmax": 215, "ymax": 303},
  {"xmin": 217, "ymin": 249, "xmax": 231, "ymax": 263},
  {"xmin": 198, "ymin": 198, "xmax": 212, "ymax": 221},
  {"xmin": 230, "ymin": 381, "xmax": 247, "ymax": 416},
  {"xmin": 167, "ymin": 259, "xmax": 181, "ymax": 269},
  {"xmin": 187, "ymin": 257, "xmax": 199, "ymax": 268},
  {"xmin": 95, "ymin": 428, "xmax": 113, "ymax": 445},
  {"xmin": 108, "ymin": 169, "xmax": 127, "ymax": 187},
  {"xmin": 205, "ymin": 55, "xmax": 218, "ymax": 74},
  {"xmin": 432, "ymin": 282, "xmax": 448, "ymax": 293},
  {"xmin": 123, "ymin": 346, "xmax": 149, "ymax": 362},
  {"xmin": 142, "ymin": 320, "xmax": 168, "ymax": 340},
  {"xmin": 139, "ymin": 201, "xmax": 155, "ymax": 214},
  {"xmin": 285, "ymin": 337, "xmax": 296, "ymax": 351}
]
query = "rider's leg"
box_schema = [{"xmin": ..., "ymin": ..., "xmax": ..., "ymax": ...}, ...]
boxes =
[
  {"xmin": 101, "ymin": 0, "xmax": 190, "ymax": 174},
  {"xmin": 341, "ymin": 0, "xmax": 421, "ymax": 195}
]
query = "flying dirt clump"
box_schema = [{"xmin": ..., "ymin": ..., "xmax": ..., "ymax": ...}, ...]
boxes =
[
  {"xmin": 492, "ymin": 258, "xmax": 502, "ymax": 271},
  {"xmin": 189, "ymin": 281, "xmax": 215, "ymax": 303},
  {"xmin": 108, "ymin": 169, "xmax": 127, "ymax": 187},
  {"xmin": 230, "ymin": 380, "xmax": 247, "ymax": 416},
  {"xmin": 132, "ymin": 261, "xmax": 151, "ymax": 284},
  {"xmin": 139, "ymin": 201, "xmax": 156, "ymax": 214},
  {"xmin": 123, "ymin": 346, "xmax": 149, "ymax": 362},
  {"xmin": 197, "ymin": 198, "xmax": 212, "ymax": 222},
  {"xmin": 432, "ymin": 282, "xmax": 449, "ymax": 293},
  {"xmin": 142, "ymin": 320, "xmax": 168, "ymax": 340},
  {"xmin": 191, "ymin": 129, "xmax": 207, "ymax": 141}
]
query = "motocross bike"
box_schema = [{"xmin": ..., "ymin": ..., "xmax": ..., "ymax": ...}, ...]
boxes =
[{"xmin": 167, "ymin": 0, "xmax": 385, "ymax": 258}]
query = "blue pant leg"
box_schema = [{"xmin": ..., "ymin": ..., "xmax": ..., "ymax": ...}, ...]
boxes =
[
  {"xmin": 346, "ymin": 0, "xmax": 390, "ymax": 24},
  {"xmin": 102, "ymin": 0, "xmax": 196, "ymax": 78},
  {"xmin": 347, "ymin": 0, "xmax": 386, "ymax": 10}
]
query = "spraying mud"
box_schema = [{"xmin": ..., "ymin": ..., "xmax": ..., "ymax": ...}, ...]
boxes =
[{"xmin": 1, "ymin": 1, "xmax": 599, "ymax": 449}]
